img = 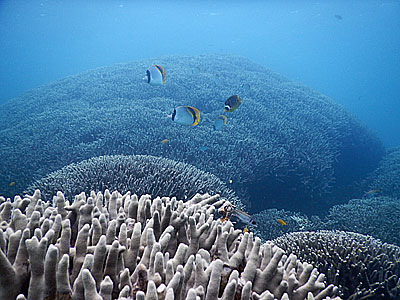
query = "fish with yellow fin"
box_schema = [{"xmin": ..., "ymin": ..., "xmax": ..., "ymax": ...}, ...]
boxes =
[
  {"xmin": 243, "ymin": 226, "xmax": 249, "ymax": 233},
  {"xmin": 143, "ymin": 64, "xmax": 166, "ymax": 86},
  {"xmin": 9, "ymin": 181, "xmax": 15, "ymax": 187},
  {"xmin": 170, "ymin": 106, "xmax": 201, "ymax": 126},
  {"xmin": 277, "ymin": 219, "xmax": 287, "ymax": 226},
  {"xmin": 161, "ymin": 139, "xmax": 169, "ymax": 144},
  {"xmin": 224, "ymin": 95, "xmax": 242, "ymax": 112}
]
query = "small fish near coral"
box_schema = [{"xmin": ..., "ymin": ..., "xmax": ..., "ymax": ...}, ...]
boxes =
[
  {"xmin": 218, "ymin": 202, "xmax": 236, "ymax": 222},
  {"xmin": 170, "ymin": 105, "xmax": 201, "ymax": 126},
  {"xmin": 231, "ymin": 209, "xmax": 257, "ymax": 226},
  {"xmin": 213, "ymin": 114, "xmax": 227, "ymax": 130},
  {"xmin": 217, "ymin": 202, "xmax": 254, "ymax": 226},
  {"xmin": 362, "ymin": 189, "xmax": 380, "ymax": 198},
  {"xmin": 224, "ymin": 95, "xmax": 242, "ymax": 112},
  {"xmin": 277, "ymin": 219, "xmax": 287, "ymax": 226},
  {"xmin": 143, "ymin": 64, "xmax": 166, "ymax": 86}
]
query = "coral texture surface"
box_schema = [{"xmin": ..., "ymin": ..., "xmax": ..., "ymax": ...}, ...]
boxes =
[
  {"xmin": 273, "ymin": 231, "xmax": 400, "ymax": 299},
  {"xmin": 0, "ymin": 190, "xmax": 341, "ymax": 300},
  {"xmin": 0, "ymin": 55, "xmax": 384, "ymax": 213}
]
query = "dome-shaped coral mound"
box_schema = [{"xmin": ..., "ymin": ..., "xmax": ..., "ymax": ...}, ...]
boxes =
[
  {"xmin": 25, "ymin": 154, "xmax": 242, "ymax": 206},
  {"xmin": 272, "ymin": 231, "xmax": 400, "ymax": 300},
  {"xmin": 324, "ymin": 196, "xmax": 400, "ymax": 246},
  {"xmin": 364, "ymin": 147, "xmax": 400, "ymax": 199},
  {"xmin": 0, "ymin": 54, "xmax": 384, "ymax": 213}
]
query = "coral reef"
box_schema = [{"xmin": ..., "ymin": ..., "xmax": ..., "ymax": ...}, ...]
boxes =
[
  {"xmin": 323, "ymin": 196, "xmax": 400, "ymax": 246},
  {"xmin": 272, "ymin": 230, "xmax": 400, "ymax": 300},
  {"xmin": 25, "ymin": 154, "xmax": 242, "ymax": 208},
  {"xmin": 0, "ymin": 189, "xmax": 342, "ymax": 300},
  {"xmin": 364, "ymin": 147, "xmax": 400, "ymax": 199},
  {"xmin": 0, "ymin": 54, "xmax": 384, "ymax": 213}
]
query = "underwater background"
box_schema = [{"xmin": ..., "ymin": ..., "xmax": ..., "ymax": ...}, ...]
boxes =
[{"xmin": 1, "ymin": 1, "xmax": 400, "ymax": 299}]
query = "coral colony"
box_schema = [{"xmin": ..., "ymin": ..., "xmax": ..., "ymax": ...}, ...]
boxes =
[
  {"xmin": 0, "ymin": 55, "xmax": 384, "ymax": 212},
  {"xmin": 1, "ymin": 190, "xmax": 341, "ymax": 300},
  {"xmin": 0, "ymin": 55, "xmax": 399, "ymax": 299}
]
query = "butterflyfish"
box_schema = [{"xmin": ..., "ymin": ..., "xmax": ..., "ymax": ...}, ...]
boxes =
[
  {"xmin": 9, "ymin": 181, "xmax": 15, "ymax": 187},
  {"xmin": 161, "ymin": 139, "xmax": 169, "ymax": 144},
  {"xmin": 228, "ymin": 179, "xmax": 233, "ymax": 184},
  {"xmin": 231, "ymin": 209, "xmax": 256, "ymax": 226},
  {"xmin": 243, "ymin": 226, "xmax": 249, "ymax": 233},
  {"xmin": 213, "ymin": 115, "xmax": 227, "ymax": 130},
  {"xmin": 224, "ymin": 95, "xmax": 242, "ymax": 112},
  {"xmin": 277, "ymin": 219, "xmax": 287, "ymax": 226},
  {"xmin": 143, "ymin": 64, "xmax": 166, "ymax": 86},
  {"xmin": 171, "ymin": 106, "xmax": 201, "ymax": 126}
]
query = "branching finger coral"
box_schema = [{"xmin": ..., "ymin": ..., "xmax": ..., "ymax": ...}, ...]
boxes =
[{"xmin": 0, "ymin": 189, "xmax": 341, "ymax": 300}]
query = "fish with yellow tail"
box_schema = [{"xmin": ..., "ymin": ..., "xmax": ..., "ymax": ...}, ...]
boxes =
[
  {"xmin": 213, "ymin": 115, "xmax": 227, "ymax": 130},
  {"xmin": 224, "ymin": 95, "xmax": 242, "ymax": 112},
  {"xmin": 143, "ymin": 64, "xmax": 166, "ymax": 86},
  {"xmin": 170, "ymin": 105, "xmax": 201, "ymax": 126},
  {"xmin": 277, "ymin": 219, "xmax": 287, "ymax": 226}
]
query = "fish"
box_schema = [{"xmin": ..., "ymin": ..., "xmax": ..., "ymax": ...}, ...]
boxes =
[
  {"xmin": 243, "ymin": 227, "xmax": 249, "ymax": 233},
  {"xmin": 277, "ymin": 219, "xmax": 287, "ymax": 226},
  {"xmin": 213, "ymin": 115, "xmax": 227, "ymax": 130},
  {"xmin": 362, "ymin": 189, "xmax": 380, "ymax": 198},
  {"xmin": 228, "ymin": 179, "xmax": 233, "ymax": 184},
  {"xmin": 171, "ymin": 106, "xmax": 201, "ymax": 126},
  {"xmin": 334, "ymin": 14, "xmax": 343, "ymax": 20},
  {"xmin": 143, "ymin": 64, "xmax": 166, "ymax": 86},
  {"xmin": 9, "ymin": 181, "xmax": 15, "ymax": 187},
  {"xmin": 231, "ymin": 209, "xmax": 256, "ymax": 226},
  {"xmin": 224, "ymin": 95, "xmax": 242, "ymax": 112},
  {"xmin": 161, "ymin": 139, "xmax": 169, "ymax": 144}
]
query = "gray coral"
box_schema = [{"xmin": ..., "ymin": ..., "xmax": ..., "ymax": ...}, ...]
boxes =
[
  {"xmin": 24, "ymin": 154, "xmax": 242, "ymax": 208},
  {"xmin": 0, "ymin": 54, "xmax": 384, "ymax": 213},
  {"xmin": 0, "ymin": 189, "xmax": 341, "ymax": 300},
  {"xmin": 272, "ymin": 230, "xmax": 400, "ymax": 299}
]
